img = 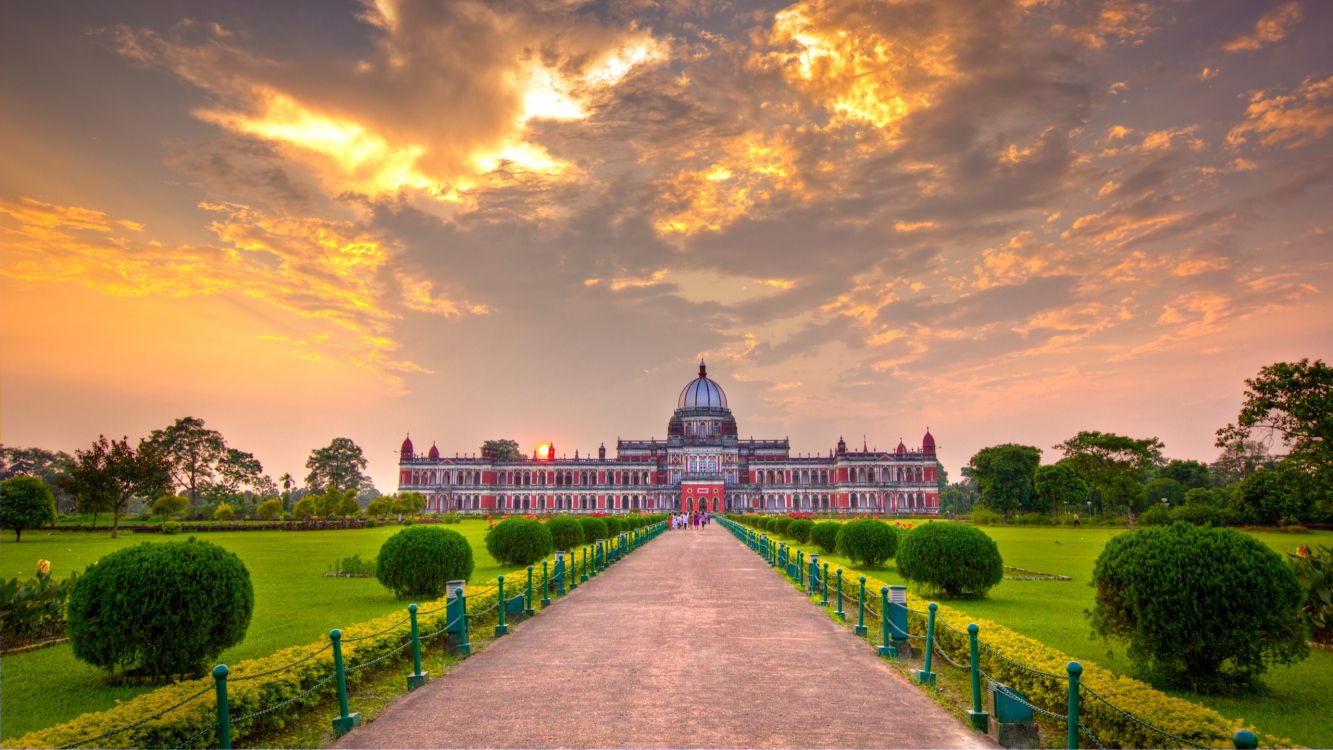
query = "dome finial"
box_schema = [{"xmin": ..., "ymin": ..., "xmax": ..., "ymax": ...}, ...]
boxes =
[{"xmin": 699, "ymin": 358, "xmax": 706, "ymax": 377}]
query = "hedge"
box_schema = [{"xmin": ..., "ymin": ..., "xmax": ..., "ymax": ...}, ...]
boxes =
[{"xmin": 8, "ymin": 526, "xmax": 667, "ymax": 749}]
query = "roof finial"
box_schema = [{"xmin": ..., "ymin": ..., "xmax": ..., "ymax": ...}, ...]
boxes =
[{"xmin": 699, "ymin": 358, "xmax": 706, "ymax": 377}]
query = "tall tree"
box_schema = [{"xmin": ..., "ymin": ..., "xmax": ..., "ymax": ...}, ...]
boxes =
[
  {"xmin": 0, "ymin": 445, "xmax": 75, "ymax": 511},
  {"xmin": 481, "ymin": 439, "xmax": 522, "ymax": 461},
  {"xmin": 305, "ymin": 438, "xmax": 368, "ymax": 493},
  {"xmin": 1034, "ymin": 462, "xmax": 1090, "ymax": 514},
  {"xmin": 964, "ymin": 444, "xmax": 1042, "ymax": 521},
  {"xmin": 279, "ymin": 472, "xmax": 295, "ymax": 509},
  {"xmin": 1217, "ymin": 358, "xmax": 1332, "ymax": 510},
  {"xmin": 66, "ymin": 436, "xmax": 169, "ymax": 538},
  {"xmin": 1210, "ymin": 439, "xmax": 1275, "ymax": 485},
  {"xmin": 144, "ymin": 417, "xmax": 228, "ymax": 507},
  {"xmin": 212, "ymin": 448, "xmax": 265, "ymax": 499},
  {"xmin": 1054, "ymin": 431, "xmax": 1164, "ymax": 512}
]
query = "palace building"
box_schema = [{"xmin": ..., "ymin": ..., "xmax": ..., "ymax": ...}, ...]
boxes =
[{"xmin": 398, "ymin": 361, "xmax": 940, "ymax": 515}]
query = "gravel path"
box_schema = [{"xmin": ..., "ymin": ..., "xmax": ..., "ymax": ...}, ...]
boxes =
[{"xmin": 333, "ymin": 524, "xmax": 994, "ymax": 749}]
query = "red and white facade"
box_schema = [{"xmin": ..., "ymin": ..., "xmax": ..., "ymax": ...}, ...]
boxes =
[{"xmin": 398, "ymin": 361, "xmax": 941, "ymax": 515}]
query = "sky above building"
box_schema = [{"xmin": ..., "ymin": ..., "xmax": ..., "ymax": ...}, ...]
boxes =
[{"xmin": 2, "ymin": 0, "xmax": 1330, "ymax": 492}]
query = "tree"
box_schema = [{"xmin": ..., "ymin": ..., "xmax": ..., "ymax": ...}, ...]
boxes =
[
  {"xmin": 1217, "ymin": 359, "xmax": 1332, "ymax": 514},
  {"xmin": 1210, "ymin": 439, "xmax": 1276, "ymax": 485},
  {"xmin": 279, "ymin": 472, "xmax": 295, "ymax": 509},
  {"xmin": 1157, "ymin": 459, "xmax": 1213, "ymax": 489},
  {"xmin": 1, "ymin": 446, "xmax": 74, "ymax": 512},
  {"xmin": 940, "ymin": 478, "xmax": 980, "ymax": 515},
  {"xmin": 305, "ymin": 438, "xmax": 367, "ymax": 492},
  {"xmin": 66, "ymin": 436, "xmax": 170, "ymax": 537},
  {"xmin": 1033, "ymin": 463, "xmax": 1089, "ymax": 514},
  {"xmin": 256, "ymin": 498, "xmax": 283, "ymax": 520},
  {"xmin": 144, "ymin": 417, "xmax": 229, "ymax": 507},
  {"xmin": 151, "ymin": 494, "xmax": 188, "ymax": 520},
  {"xmin": 0, "ymin": 476, "xmax": 57, "ymax": 541},
  {"xmin": 964, "ymin": 444, "xmax": 1042, "ymax": 520},
  {"xmin": 1054, "ymin": 431, "xmax": 1164, "ymax": 512},
  {"xmin": 481, "ymin": 439, "xmax": 522, "ymax": 461},
  {"xmin": 357, "ymin": 477, "xmax": 381, "ymax": 505},
  {"xmin": 365, "ymin": 496, "xmax": 395, "ymax": 517},
  {"xmin": 393, "ymin": 491, "xmax": 426, "ymax": 517},
  {"xmin": 1233, "ymin": 465, "xmax": 1313, "ymax": 526}
]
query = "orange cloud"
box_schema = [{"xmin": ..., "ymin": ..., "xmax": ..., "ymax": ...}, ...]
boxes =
[
  {"xmin": 0, "ymin": 196, "xmax": 484, "ymax": 384},
  {"xmin": 1226, "ymin": 75, "xmax": 1333, "ymax": 149},
  {"xmin": 1223, "ymin": 1, "xmax": 1302, "ymax": 53}
]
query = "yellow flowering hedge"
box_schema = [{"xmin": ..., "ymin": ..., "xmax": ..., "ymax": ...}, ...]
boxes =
[
  {"xmin": 723, "ymin": 519, "xmax": 1291, "ymax": 749},
  {"xmin": 5, "ymin": 529, "xmax": 656, "ymax": 750}
]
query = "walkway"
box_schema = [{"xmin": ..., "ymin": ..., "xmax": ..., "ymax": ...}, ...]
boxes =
[{"xmin": 334, "ymin": 525, "xmax": 994, "ymax": 749}]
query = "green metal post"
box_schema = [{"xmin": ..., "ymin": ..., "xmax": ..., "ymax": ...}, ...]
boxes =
[
  {"xmin": 569, "ymin": 550, "xmax": 578, "ymax": 591},
  {"xmin": 556, "ymin": 552, "xmax": 566, "ymax": 597},
  {"xmin": 541, "ymin": 560, "xmax": 551, "ymax": 607},
  {"xmin": 835, "ymin": 569, "xmax": 845, "ymax": 620},
  {"xmin": 855, "ymin": 576, "xmax": 867, "ymax": 635},
  {"xmin": 212, "ymin": 664, "xmax": 231, "ymax": 750},
  {"xmin": 1233, "ymin": 730, "xmax": 1258, "ymax": 749},
  {"xmin": 877, "ymin": 587, "xmax": 895, "ymax": 657},
  {"xmin": 821, "ymin": 563, "xmax": 830, "ymax": 606},
  {"xmin": 797, "ymin": 550, "xmax": 805, "ymax": 586},
  {"xmin": 525, "ymin": 565, "xmax": 536, "ymax": 616},
  {"xmin": 1067, "ymin": 661, "xmax": 1082, "ymax": 750},
  {"xmin": 967, "ymin": 623, "xmax": 987, "ymax": 730},
  {"xmin": 407, "ymin": 603, "xmax": 428, "ymax": 689},
  {"xmin": 495, "ymin": 577, "xmax": 509, "ymax": 636},
  {"xmin": 581, "ymin": 547, "xmax": 589, "ymax": 583},
  {"xmin": 330, "ymin": 629, "xmax": 362, "ymax": 736},
  {"xmin": 456, "ymin": 587, "xmax": 472, "ymax": 656},
  {"xmin": 915, "ymin": 602, "xmax": 936, "ymax": 686}
]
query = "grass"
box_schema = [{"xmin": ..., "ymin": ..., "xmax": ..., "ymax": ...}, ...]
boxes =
[
  {"xmin": 764, "ymin": 523, "xmax": 1333, "ymax": 749},
  {"xmin": 0, "ymin": 520, "xmax": 527, "ymax": 740}
]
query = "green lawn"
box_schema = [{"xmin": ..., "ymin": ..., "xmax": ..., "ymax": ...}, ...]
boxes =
[
  {"xmin": 0, "ymin": 521, "xmax": 531, "ymax": 740},
  {"xmin": 767, "ymin": 523, "xmax": 1333, "ymax": 749}
]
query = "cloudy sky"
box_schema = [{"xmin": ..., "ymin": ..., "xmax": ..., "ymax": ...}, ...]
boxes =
[{"xmin": 2, "ymin": 0, "xmax": 1330, "ymax": 491}]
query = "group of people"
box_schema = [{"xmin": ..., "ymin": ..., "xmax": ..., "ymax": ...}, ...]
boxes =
[{"xmin": 670, "ymin": 511, "xmax": 711, "ymax": 530}]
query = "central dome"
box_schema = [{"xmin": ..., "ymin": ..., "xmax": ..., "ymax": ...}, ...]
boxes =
[{"xmin": 678, "ymin": 359, "xmax": 728, "ymax": 409}]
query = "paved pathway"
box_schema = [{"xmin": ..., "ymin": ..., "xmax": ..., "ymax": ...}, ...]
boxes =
[{"xmin": 335, "ymin": 525, "xmax": 994, "ymax": 749}]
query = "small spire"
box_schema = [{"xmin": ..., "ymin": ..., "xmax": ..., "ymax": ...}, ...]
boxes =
[{"xmin": 699, "ymin": 358, "xmax": 707, "ymax": 377}]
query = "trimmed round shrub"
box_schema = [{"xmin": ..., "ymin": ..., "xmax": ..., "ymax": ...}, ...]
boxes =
[
  {"xmin": 161, "ymin": 520, "xmax": 182, "ymax": 535},
  {"xmin": 376, "ymin": 526, "xmax": 474, "ymax": 599},
  {"xmin": 485, "ymin": 518, "xmax": 553, "ymax": 566},
  {"xmin": 545, "ymin": 515, "xmax": 585, "ymax": 551},
  {"xmin": 897, "ymin": 523, "xmax": 1002, "ymax": 599},
  {"xmin": 810, "ymin": 521, "xmax": 841, "ymax": 554},
  {"xmin": 578, "ymin": 516, "xmax": 609, "ymax": 542},
  {"xmin": 603, "ymin": 516, "xmax": 624, "ymax": 536},
  {"xmin": 772, "ymin": 517, "xmax": 793, "ymax": 537},
  {"xmin": 66, "ymin": 539, "xmax": 253, "ymax": 677},
  {"xmin": 787, "ymin": 518, "xmax": 814, "ymax": 543},
  {"xmin": 1089, "ymin": 523, "xmax": 1306, "ymax": 691},
  {"xmin": 835, "ymin": 519, "xmax": 900, "ymax": 568}
]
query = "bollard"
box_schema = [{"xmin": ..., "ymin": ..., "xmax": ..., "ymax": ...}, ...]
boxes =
[
  {"xmin": 835, "ymin": 569, "xmax": 845, "ymax": 620},
  {"xmin": 855, "ymin": 577, "xmax": 868, "ymax": 636},
  {"xmin": 525, "ymin": 565, "xmax": 536, "ymax": 616},
  {"xmin": 569, "ymin": 549, "xmax": 578, "ymax": 591},
  {"xmin": 456, "ymin": 587, "xmax": 472, "ymax": 656},
  {"xmin": 556, "ymin": 551, "xmax": 566, "ymax": 596},
  {"xmin": 1066, "ymin": 661, "xmax": 1082, "ymax": 750},
  {"xmin": 541, "ymin": 560, "xmax": 552, "ymax": 607},
  {"xmin": 878, "ymin": 587, "xmax": 896, "ymax": 657},
  {"xmin": 821, "ymin": 563, "xmax": 830, "ymax": 607},
  {"xmin": 329, "ymin": 629, "xmax": 362, "ymax": 736},
  {"xmin": 797, "ymin": 550, "xmax": 805, "ymax": 586},
  {"xmin": 1233, "ymin": 730, "xmax": 1258, "ymax": 750},
  {"xmin": 212, "ymin": 664, "xmax": 232, "ymax": 750},
  {"xmin": 581, "ymin": 547, "xmax": 589, "ymax": 583},
  {"xmin": 967, "ymin": 623, "xmax": 987, "ymax": 731},
  {"xmin": 915, "ymin": 602, "xmax": 937, "ymax": 687},
  {"xmin": 495, "ymin": 577, "xmax": 509, "ymax": 637},
  {"xmin": 408, "ymin": 603, "xmax": 429, "ymax": 689}
]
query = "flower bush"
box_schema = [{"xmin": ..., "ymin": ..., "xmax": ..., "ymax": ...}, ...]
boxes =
[{"xmin": 0, "ymin": 562, "xmax": 78, "ymax": 647}]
